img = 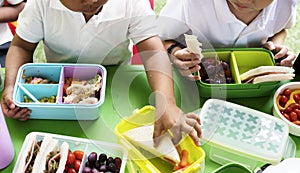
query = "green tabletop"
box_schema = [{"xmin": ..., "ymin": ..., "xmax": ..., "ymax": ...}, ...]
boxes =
[{"xmin": 1, "ymin": 65, "xmax": 299, "ymax": 173}]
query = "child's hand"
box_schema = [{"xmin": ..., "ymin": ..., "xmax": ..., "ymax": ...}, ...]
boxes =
[
  {"xmin": 264, "ymin": 41, "xmax": 296, "ymax": 67},
  {"xmin": 171, "ymin": 48, "xmax": 201, "ymax": 81},
  {"xmin": 153, "ymin": 104, "xmax": 201, "ymax": 147},
  {"xmin": 1, "ymin": 87, "xmax": 31, "ymax": 121}
]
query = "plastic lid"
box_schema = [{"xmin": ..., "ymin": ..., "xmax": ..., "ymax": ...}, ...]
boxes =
[{"xmin": 200, "ymin": 99, "xmax": 289, "ymax": 163}]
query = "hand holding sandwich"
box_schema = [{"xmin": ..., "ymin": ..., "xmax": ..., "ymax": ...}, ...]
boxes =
[{"xmin": 153, "ymin": 104, "xmax": 201, "ymax": 148}]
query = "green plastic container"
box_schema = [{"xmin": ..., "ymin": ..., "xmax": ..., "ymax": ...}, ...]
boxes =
[{"xmin": 197, "ymin": 48, "xmax": 280, "ymax": 98}]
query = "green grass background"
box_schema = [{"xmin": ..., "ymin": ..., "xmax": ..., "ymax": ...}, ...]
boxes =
[{"xmin": 33, "ymin": 1, "xmax": 300, "ymax": 62}]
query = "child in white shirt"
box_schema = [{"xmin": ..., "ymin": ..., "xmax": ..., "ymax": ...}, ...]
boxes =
[
  {"xmin": 159, "ymin": 0, "xmax": 297, "ymax": 80},
  {"xmin": 1, "ymin": 0, "xmax": 202, "ymax": 147}
]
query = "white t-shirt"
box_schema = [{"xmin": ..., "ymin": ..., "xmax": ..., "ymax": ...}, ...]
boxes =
[
  {"xmin": 0, "ymin": 0, "xmax": 23, "ymax": 45},
  {"xmin": 158, "ymin": 0, "xmax": 297, "ymax": 49},
  {"xmin": 17, "ymin": 0, "xmax": 157, "ymax": 65}
]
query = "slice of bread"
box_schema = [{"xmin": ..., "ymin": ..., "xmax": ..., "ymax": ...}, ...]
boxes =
[
  {"xmin": 240, "ymin": 66, "xmax": 294, "ymax": 82},
  {"xmin": 252, "ymin": 73, "xmax": 295, "ymax": 84},
  {"xmin": 123, "ymin": 125, "xmax": 180, "ymax": 164}
]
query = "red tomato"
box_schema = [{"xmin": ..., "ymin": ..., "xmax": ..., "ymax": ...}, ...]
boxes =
[
  {"xmin": 283, "ymin": 113, "xmax": 290, "ymax": 121},
  {"xmin": 73, "ymin": 150, "xmax": 84, "ymax": 161},
  {"xmin": 67, "ymin": 168, "xmax": 77, "ymax": 173},
  {"xmin": 283, "ymin": 89, "xmax": 292, "ymax": 98},
  {"xmin": 293, "ymin": 120, "xmax": 300, "ymax": 126},
  {"xmin": 279, "ymin": 95, "xmax": 289, "ymax": 106},
  {"xmin": 284, "ymin": 107, "xmax": 293, "ymax": 114},
  {"xmin": 289, "ymin": 112, "xmax": 298, "ymax": 122},
  {"xmin": 294, "ymin": 109, "xmax": 300, "ymax": 120},
  {"xmin": 74, "ymin": 160, "xmax": 81, "ymax": 172},
  {"xmin": 67, "ymin": 152, "xmax": 76, "ymax": 165},
  {"xmin": 293, "ymin": 94, "xmax": 300, "ymax": 103}
]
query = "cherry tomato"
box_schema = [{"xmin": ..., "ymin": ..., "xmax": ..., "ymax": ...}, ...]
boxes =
[
  {"xmin": 289, "ymin": 111, "xmax": 298, "ymax": 122},
  {"xmin": 283, "ymin": 113, "xmax": 290, "ymax": 121},
  {"xmin": 279, "ymin": 95, "xmax": 289, "ymax": 106},
  {"xmin": 284, "ymin": 107, "xmax": 293, "ymax": 114},
  {"xmin": 67, "ymin": 152, "xmax": 76, "ymax": 165},
  {"xmin": 293, "ymin": 120, "xmax": 300, "ymax": 126},
  {"xmin": 67, "ymin": 168, "xmax": 77, "ymax": 173},
  {"xmin": 293, "ymin": 94, "xmax": 300, "ymax": 103},
  {"xmin": 74, "ymin": 160, "xmax": 81, "ymax": 172},
  {"xmin": 283, "ymin": 89, "xmax": 292, "ymax": 98},
  {"xmin": 73, "ymin": 150, "xmax": 84, "ymax": 161}
]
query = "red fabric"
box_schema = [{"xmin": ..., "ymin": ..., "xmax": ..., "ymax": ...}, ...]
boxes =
[
  {"xmin": 8, "ymin": 23, "xmax": 16, "ymax": 35},
  {"xmin": 131, "ymin": 0, "xmax": 154, "ymax": 64},
  {"xmin": 4, "ymin": 0, "xmax": 17, "ymax": 35}
]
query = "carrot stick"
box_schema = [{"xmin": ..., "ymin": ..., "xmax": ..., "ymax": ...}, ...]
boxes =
[{"xmin": 179, "ymin": 150, "xmax": 189, "ymax": 167}]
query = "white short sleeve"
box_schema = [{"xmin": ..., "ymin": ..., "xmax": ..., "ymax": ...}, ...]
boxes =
[
  {"xmin": 127, "ymin": 0, "xmax": 157, "ymax": 44},
  {"xmin": 16, "ymin": 0, "xmax": 44, "ymax": 43},
  {"xmin": 157, "ymin": 0, "xmax": 189, "ymax": 40}
]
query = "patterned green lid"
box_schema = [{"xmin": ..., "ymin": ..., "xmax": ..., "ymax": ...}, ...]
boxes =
[{"xmin": 200, "ymin": 99, "xmax": 289, "ymax": 163}]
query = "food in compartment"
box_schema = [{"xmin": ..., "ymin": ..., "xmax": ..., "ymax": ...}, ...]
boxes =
[
  {"xmin": 65, "ymin": 149, "xmax": 84, "ymax": 173},
  {"xmin": 199, "ymin": 58, "xmax": 233, "ymax": 84},
  {"xmin": 173, "ymin": 148, "xmax": 191, "ymax": 173},
  {"xmin": 25, "ymin": 76, "xmax": 58, "ymax": 84},
  {"xmin": 240, "ymin": 66, "xmax": 295, "ymax": 84},
  {"xmin": 23, "ymin": 95, "xmax": 57, "ymax": 103},
  {"xmin": 15, "ymin": 135, "xmax": 69, "ymax": 173},
  {"xmin": 82, "ymin": 152, "xmax": 122, "ymax": 173},
  {"xmin": 123, "ymin": 125, "xmax": 181, "ymax": 165},
  {"xmin": 63, "ymin": 74, "xmax": 102, "ymax": 104},
  {"xmin": 276, "ymin": 88, "xmax": 300, "ymax": 126}
]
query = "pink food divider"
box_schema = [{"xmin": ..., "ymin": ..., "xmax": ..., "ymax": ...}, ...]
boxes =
[{"xmin": 57, "ymin": 66, "xmax": 103, "ymax": 104}]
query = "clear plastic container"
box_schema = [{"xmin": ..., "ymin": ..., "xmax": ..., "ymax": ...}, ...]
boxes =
[
  {"xmin": 199, "ymin": 99, "xmax": 296, "ymax": 171},
  {"xmin": 13, "ymin": 132, "xmax": 127, "ymax": 173},
  {"xmin": 0, "ymin": 107, "xmax": 14, "ymax": 169}
]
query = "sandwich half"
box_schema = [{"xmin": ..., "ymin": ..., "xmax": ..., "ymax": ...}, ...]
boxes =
[
  {"xmin": 31, "ymin": 136, "xmax": 59, "ymax": 173},
  {"xmin": 14, "ymin": 134, "xmax": 42, "ymax": 173},
  {"xmin": 123, "ymin": 125, "xmax": 180, "ymax": 165},
  {"xmin": 240, "ymin": 66, "xmax": 294, "ymax": 83}
]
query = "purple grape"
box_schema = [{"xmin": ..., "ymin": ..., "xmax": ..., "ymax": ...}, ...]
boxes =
[
  {"xmin": 82, "ymin": 167, "xmax": 92, "ymax": 173},
  {"xmin": 107, "ymin": 163, "xmax": 117, "ymax": 172},
  {"xmin": 99, "ymin": 164, "xmax": 107, "ymax": 172},
  {"xmin": 99, "ymin": 153, "xmax": 107, "ymax": 163},
  {"xmin": 92, "ymin": 168, "xmax": 100, "ymax": 173},
  {"xmin": 88, "ymin": 152, "xmax": 97, "ymax": 164}
]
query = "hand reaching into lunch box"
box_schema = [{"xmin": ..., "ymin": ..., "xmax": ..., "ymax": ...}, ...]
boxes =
[
  {"xmin": 153, "ymin": 104, "xmax": 201, "ymax": 147},
  {"xmin": 263, "ymin": 41, "xmax": 296, "ymax": 67}
]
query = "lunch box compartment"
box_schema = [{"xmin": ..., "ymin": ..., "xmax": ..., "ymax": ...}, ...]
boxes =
[
  {"xmin": 14, "ymin": 84, "xmax": 59, "ymax": 104},
  {"xmin": 13, "ymin": 132, "xmax": 127, "ymax": 173},
  {"xmin": 197, "ymin": 48, "xmax": 279, "ymax": 98},
  {"xmin": 199, "ymin": 99, "xmax": 296, "ymax": 171},
  {"xmin": 115, "ymin": 105, "xmax": 206, "ymax": 173},
  {"xmin": 18, "ymin": 65, "xmax": 61, "ymax": 84},
  {"xmin": 13, "ymin": 63, "xmax": 107, "ymax": 120}
]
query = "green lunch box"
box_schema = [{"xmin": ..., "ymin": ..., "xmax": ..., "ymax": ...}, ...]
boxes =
[{"xmin": 196, "ymin": 48, "xmax": 283, "ymax": 98}]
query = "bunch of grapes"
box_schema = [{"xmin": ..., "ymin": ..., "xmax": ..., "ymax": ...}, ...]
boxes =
[
  {"xmin": 199, "ymin": 58, "xmax": 233, "ymax": 84},
  {"xmin": 82, "ymin": 152, "xmax": 122, "ymax": 173}
]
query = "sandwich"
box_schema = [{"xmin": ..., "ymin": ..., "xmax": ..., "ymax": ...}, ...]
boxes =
[
  {"xmin": 14, "ymin": 135, "xmax": 69, "ymax": 173},
  {"xmin": 184, "ymin": 34, "xmax": 203, "ymax": 56},
  {"xmin": 123, "ymin": 125, "xmax": 180, "ymax": 165},
  {"xmin": 240, "ymin": 66, "xmax": 295, "ymax": 84}
]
